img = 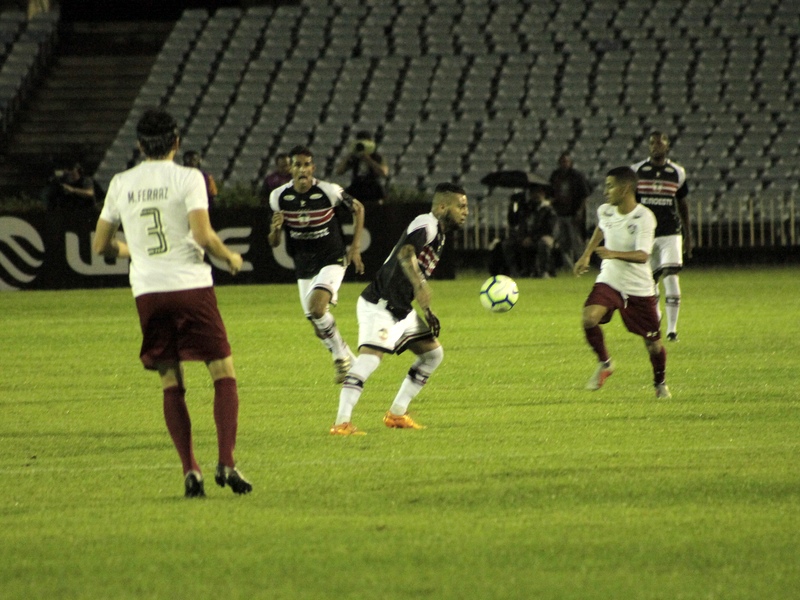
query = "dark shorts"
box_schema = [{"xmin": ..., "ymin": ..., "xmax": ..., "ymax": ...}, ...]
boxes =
[
  {"xmin": 585, "ymin": 283, "xmax": 661, "ymax": 341},
  {"xmin": 135, "ymin": 287, "xmax": 231, "ymax": 370}
]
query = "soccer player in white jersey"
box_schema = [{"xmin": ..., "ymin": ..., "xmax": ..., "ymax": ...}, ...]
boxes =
[
  {"xmin": 268, "ymin": 145, "xmax": 365, "ymax": 383},
  {"xmin": 92, "ymin": 108, "xmax": 252, "ymax": 497},
  {"xmin": 574, "ymin": 167, "xmax": 670, "ymax": 399},
  {"xmin": 331, "ymin": 183, "xmax": 469, "ymax": 435},
  {"xmin": 631, "ymin": 131, "xmax": 691, "ymax": 342}
]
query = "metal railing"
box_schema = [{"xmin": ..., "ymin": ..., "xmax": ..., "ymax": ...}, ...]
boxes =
[{"xmin": 454, "ymin": 190, "xmax": 799, "ymax": 250}]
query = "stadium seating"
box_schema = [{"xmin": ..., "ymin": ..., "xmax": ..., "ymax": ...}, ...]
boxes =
[
  {"xmin": 0, "ymin": 8, "xmax": 58, "ymax": 134},
  {"xmin": 95, "ymin": 0, "xmax": 799, "ymax": 246}
]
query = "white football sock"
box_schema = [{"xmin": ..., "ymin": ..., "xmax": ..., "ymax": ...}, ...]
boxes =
[
  {"xmin": 389, "ymin": 346, "xmax": 444, "ymax": 416},
  {"xmin": 335, "ymin": 353, "xmax": 381, "ymax": 425},
  {"xmin": 311, "ymin": 312, "xmax": 349, "ymax": 360},
  {"xmin": 662, "ymin": 274, "xmax": 681, "ymax": 334}
]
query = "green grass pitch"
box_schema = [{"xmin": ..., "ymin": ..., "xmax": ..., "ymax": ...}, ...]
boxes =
[{"xmin": 1, "ymin": 266, "xmax": 798, "ymax": 599}]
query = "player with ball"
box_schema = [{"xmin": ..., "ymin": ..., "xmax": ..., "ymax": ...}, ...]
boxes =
[
  {"xmin": 574, "ymin": 166, "xmax": 670, "ymax": 399},
  {"xmin": 330, "ymin": 183, "xmax": 469, "ymax": 435}
]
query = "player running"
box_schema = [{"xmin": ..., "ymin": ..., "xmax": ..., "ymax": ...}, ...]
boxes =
[
  {"xmin": 331, "ymin": 182, "xmax": 469, "ymax": 435},
  {"xmin": 268, "ymin": 145, "xmax": 365, "ymax": 383},
  {"xmin": 574, "ymin": 166, "xmax": 670, "ymax": 399},
  {"xmin": 93, "ymin": 108, "xmax": 252, "ymax": 497},
  {"xmin": 631, "ymin": 131, "xmax": 691, "ymax": 342}
]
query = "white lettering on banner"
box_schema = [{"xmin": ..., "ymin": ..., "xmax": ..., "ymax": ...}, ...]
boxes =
[
  {"xmin": 270, "ymin": 225, "xmax": 372, "ymax": 271},
  {"xmin": 271, "ymin": 236, "xmax": 295, "ymax": 270},
  {"xmin": 66, "ymin": 232, "xmax": 130, "ymax": 275},
  {"xmin": 0, "ymin": 217, "xmax": 45, "ymax": 291},
  {"xmin": 344, "ymin": 224, "xmax": 371, "ymax": 256},
  {"xmin": 207, "ymin": 227, "xmax": 254, "ymax": 272}
]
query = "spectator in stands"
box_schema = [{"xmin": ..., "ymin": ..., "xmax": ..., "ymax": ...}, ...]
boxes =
[
  {"xmin": 549, "ymin": 152, "xmax": 592, "ymax": 270},
  {"xmin": 335, "ymin": 130, "xmax": 389, "ymax": 204},
  {"xmin": 183, "ymin": 150, "xmax": 218, "ymax": 208},
  {"xmin": 43, "ymin": 161, "xmax": 95, "ymax": 210},
  {"xmin": 28, "ymin": 0, "xmax": 51, "ymax": 19},
  {"xmin": 259, "ymin": 152, "xmax": 292, "ymax": 204},
  {"xmin": 501, "ymin": 183, "xmax": 559, "ymax": 278}
]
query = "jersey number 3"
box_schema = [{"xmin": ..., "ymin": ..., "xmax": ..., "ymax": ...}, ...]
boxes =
[{"xmin": 141, "ymin": 207, "xmax": 168, "ymax": 255}]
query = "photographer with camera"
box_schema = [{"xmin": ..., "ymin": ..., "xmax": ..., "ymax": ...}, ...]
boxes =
[{"xmin": 335, "ymin": 130, "xmax": 389, "ymax": 204}]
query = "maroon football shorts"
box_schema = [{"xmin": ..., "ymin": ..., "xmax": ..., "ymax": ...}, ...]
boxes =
[
  {"xmin": 135, "ymin": 287, "xmax": 232, "ymax": 370},
  {"xmin": 585, "ymin": 283, "xmax": 661, "ymax": 341}
]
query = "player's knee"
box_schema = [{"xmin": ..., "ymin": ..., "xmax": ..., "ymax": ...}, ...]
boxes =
[
  {"xmin": 207, "ymin": 356, "xmax": 235, "ymax": 380},
  {"xmin": 662, "ymin": 273, "xmax": 681, "ymax": 297},
  {"xmin": 645, "ymin": 339, "xmax": 664, "ymax": 355},
  {"xmin": 581, "ymin": 310, "xmax": 600, "ymax": 329},
  {"xmin": 308, "ymin": 305, "xmax": 327, "ymax": 320},
  {"xmin": 420, "ymin": 345, "xmax": 444, "ymax": 370}
]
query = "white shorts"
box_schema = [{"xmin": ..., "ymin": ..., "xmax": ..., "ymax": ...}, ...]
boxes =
[
  {"xmin": 650, "ymin": 235, "xmax": 683, "ymax": 274},
  {"xmin": 356, "ymin": 296, "xmax": 432, "ymax": 354},
  {"xmin": 297, "ymin": 264, "xmax": 346, "ymax": 316}
]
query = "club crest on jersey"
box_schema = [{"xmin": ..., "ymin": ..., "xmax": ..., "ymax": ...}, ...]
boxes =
[
  {"xmin": 378, "ymin": 328, "xmax": 389, "ymax": 340},
  {"xmin": 298, "ymin": 213, "xmax": 310, "ymax": 226}
]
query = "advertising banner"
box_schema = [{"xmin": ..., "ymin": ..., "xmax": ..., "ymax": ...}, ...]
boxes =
[{"xmin": 0, "ymin": 205, "xmax": 455, "ymax": 291}]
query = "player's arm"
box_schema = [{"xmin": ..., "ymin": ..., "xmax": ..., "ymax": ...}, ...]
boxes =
[
  {"xmin": 92, "ymin": 218, "xmax": 130, "ymax": 259},
  {"xmin": 346, "ymin": 197, "xmax": 365, "ymax": 274},
  {"xmin": 268, "ymin": 211, "xmax": 284, "ymax": 248},
  {"xmin": 334, "ymin": 154, "xmax": 352, "ymax": 175},
  {"xmin": 63, "ymin": 180, "xmax": 95, "ymax": 199},
  {"xmin": 573, "ymin": 226, "xmax": 603, "ymax": 276},
  {"xmin": 677, "ymin": 194, "xmax": 692, "ymax": 258},
  {"xmin": 398, "ymin": 243, "xmax": 439, "ymax": 336},
  {"xmin": 189, "ymin": 209, "xmax": 243, "ymax": 275},
  {"xmin": 595, "ymin": 246, "xmax": 649, "ymax": 263},
  {"xmin": 361, "ymin": 152, "xmax": 389, "ymax": 177}
]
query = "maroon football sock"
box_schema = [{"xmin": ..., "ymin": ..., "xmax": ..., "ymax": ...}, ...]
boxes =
[
  {"xmin": 163, "ymin": 386, "xmax": 200, "ymax": 475},
  {"xmin": 584, "ymin": 326, "xmax": 610, "ymax": 363},
  {"xmin": 650, "ymin": 346, "xmax": 667, "ymax": 385},
  {"xmin": 213, "ymin": 377, "xmax": 239, "ymax": 468}
]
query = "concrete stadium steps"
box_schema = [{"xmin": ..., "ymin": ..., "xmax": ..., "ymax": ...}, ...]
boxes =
[{"xmin": 0, "ymin": 21, "xmax": 170, "ymax": 197}]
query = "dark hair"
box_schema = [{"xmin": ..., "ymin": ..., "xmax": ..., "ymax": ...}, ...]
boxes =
[
  {"xmin": 183, "ymin": 150, "xmax": 200, "ymax": 165},
  {"xmin": 434, "ymin": 182, "xmax": 466, "ymax": 196},
  {"xmin": 649, "ymin": 130, "xmax": 669, "ymax": 142},
  {"xmin": 289, "ymin": 145, "xmax": 313, "ymax": 160},
  {"xmin": 355, "ymin": 130, "xmax": 372, "ymax": 140},
  {"xmin": 606, "ymin": 166, "xmax": 638, "ymax": 187},
  {"xmin": 275, "ymin": 152, "xmax": 290, "ymax": 163},
  {"xmin": 137, "ymin": 109, "xmax": 179, "ymax": 158}
]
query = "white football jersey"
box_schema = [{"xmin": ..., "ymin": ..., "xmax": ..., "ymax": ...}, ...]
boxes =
[
  {"xmin": 99, "ymin": 160, "xmax": 213, "ymax": 297},
  {"xmin": 595, "ymin": 202, "xmax": 657, "ymax": 297}
]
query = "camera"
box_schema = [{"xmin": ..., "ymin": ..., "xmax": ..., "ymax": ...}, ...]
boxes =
[{"xmin": 350, "ymin": 139, "xmax": 376, "ymax": 156}]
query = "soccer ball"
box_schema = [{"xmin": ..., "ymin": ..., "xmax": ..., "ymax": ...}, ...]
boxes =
[{"xmin": 479, "ymin": 275, "xmax": 519, "ymax": 313}]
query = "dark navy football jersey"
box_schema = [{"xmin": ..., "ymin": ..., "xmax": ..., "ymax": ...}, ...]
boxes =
[
  {"xmin": 631, "ymin": 159, "xmax": 688, "ymax": 237},
  {"xmin": 361, "ymin": 212, "xmax": 445, "ymax": 320},
  {"xmin": 269, "ymin": 179, "xmax": 354, "ymax": 279}
]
